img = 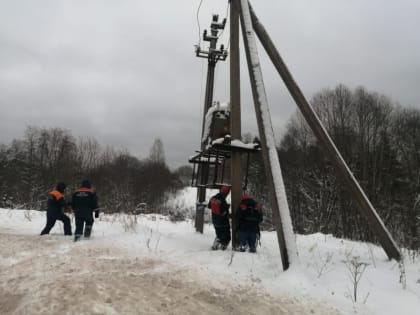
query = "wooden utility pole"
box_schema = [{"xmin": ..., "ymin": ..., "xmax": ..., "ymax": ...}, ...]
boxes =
[
  {"xmin": 195, "ymin": 15, "xmax": 228, "ymax": 233},
  {"xmin": 248, "ymin": 2, "xmax": 401, "ymax": 261},
  {"xmin": 230, "ymin": 0, "xmax": 242, "ymax": 249},
  {"xmin": 238, "ymin": 0, "xmax": 298, "ymax": 269}
]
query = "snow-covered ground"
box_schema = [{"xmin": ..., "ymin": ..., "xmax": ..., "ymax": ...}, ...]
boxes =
[{"xmin": 1, "ymin": 188, "xmax": 419, "ymax": 315}]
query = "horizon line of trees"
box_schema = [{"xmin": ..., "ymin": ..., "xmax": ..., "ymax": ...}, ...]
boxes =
[
  {"xmin": 2, "ymin": 84, "xmax": 419, "ymax": 251},
  {"xmin": 0, "ymin": 127, "xmax": 190, "ymax": 213},
  {"xmin": 245, "ymin": 84, "xmax": 419, "ymax": 250}
]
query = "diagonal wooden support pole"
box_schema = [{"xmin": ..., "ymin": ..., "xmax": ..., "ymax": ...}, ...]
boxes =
[
  {"xmin": 239, "ymin": 0, "xmax": 298, "ymax": 270},
  {"xmin": 248, "ymin": 1, "xmax": 401, "ymax": 261}
]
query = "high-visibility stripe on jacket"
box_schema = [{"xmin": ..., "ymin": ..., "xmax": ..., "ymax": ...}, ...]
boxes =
[
  {"xmin": 72, "ymin": 187, "xmax": 99, "ymax": 217},
  {"xmin": 47, "ymin": 190, "xmax": 66, "ymax": 214},
  {"xmin": 208, "ymin": 192, "xmax": 230, "ymax": 227},
  {"xmin": 50, "ymin": 190, "xmax": 64, "ymax": 200}
]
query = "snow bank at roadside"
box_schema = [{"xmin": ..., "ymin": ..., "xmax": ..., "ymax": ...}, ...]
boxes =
[{"xmin": 1, "ymin": 208, "xmax": 419, "ymax": 315}]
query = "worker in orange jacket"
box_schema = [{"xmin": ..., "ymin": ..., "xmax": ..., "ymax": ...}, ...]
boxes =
[{"xmin": 40, "ymin": 182, "xmax": 72, "ymax": 236}]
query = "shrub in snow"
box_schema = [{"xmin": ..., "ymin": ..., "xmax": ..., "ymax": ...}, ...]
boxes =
[
  {"xmin": 120, "ymin": 213, "xmax": 138, "ymax": 233},
  {"xmin": 343, "ymin": 255, "xmax": 369, "ymax": 303}
]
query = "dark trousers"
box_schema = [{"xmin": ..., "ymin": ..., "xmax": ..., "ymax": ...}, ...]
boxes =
[
  {"xmin": 214, "ymin": 225, "xmax": 231, "ymax": 246},
  {"xmin": 75, "ymin": 214, "xmax": 94, "ymax": 238},
  {"xmin": 239, "ymin": 231, "xmax": 257, "ymax": 250},
  {"xmin": 40, "ymin": 212, "xmax": 72, "ymax": 235}
]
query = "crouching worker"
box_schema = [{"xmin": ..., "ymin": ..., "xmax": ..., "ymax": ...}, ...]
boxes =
[
  {"xmin": 237, "ymin": 194, "xmax": 262, "ymax": 253},
  {"xmin": 72, "ymin": 180, "xmax": 99, "ymax": 242},
  {"xmin": 40, "ymin": 182, "xmax": 72, "ymax": 236},
  {"xmin": 208, "ymin": 184, "xmax": 231, "ymax": 250}
]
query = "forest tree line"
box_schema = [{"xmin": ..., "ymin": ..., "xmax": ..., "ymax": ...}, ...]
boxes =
[
  {"xmin": 0, "ymin": 128, "xmax": 186, "ymax": 213},
  {"xmin": 246, "ymin": 84, "xmax": 420, "ymax": 250},
  {"xmin": 1, "ymin": 84, "xmax": 419, "ymax": 250}
]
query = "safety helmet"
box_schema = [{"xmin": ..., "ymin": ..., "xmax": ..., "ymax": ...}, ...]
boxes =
[
  {"xmin": 220, "ymin": 185, "xmax": 231, "ymax": 194},
  {"xmin": 81, "ymin": 179, "xmax": 91, "ymax": 188},
  {"xmin": 56, "ymin": 182, "xmax": 66, "ymax": 193},
  {"xmin": 242, "ymin": 193, "xmax": 250, "ymax": 200}
]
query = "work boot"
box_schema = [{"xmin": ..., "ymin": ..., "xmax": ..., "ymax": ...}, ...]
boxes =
[
  {"xmin": 84, "ymin": 225, "xmax": 92, "ymax": 238},
  {"xmin": 211, "ymin": 238, "xmax": 221, "ymax": 250}
]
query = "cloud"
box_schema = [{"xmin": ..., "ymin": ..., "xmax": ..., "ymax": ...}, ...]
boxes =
[{"xmin": 1, "ymin": 0, "xmax": 419, "ymax": 168}]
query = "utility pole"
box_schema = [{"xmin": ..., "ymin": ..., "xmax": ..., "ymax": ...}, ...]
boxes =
[
  {"xmin": 230, "ymin": 0, "xmax": 242, "ymax": 249},
  {"xmin": 195, "ymin": 14, "xmax": 228, "ymax": 233},
  {"xmin": 238, "ymin": 0, "xmax": 296, "ymax": 269},
  {"xmin": 248, "ymin": 2, "xmax": 401, "ymax": 261},
  {"xmin": 190, "ymin": 0, "xmax": 400, "ymax": 269}
]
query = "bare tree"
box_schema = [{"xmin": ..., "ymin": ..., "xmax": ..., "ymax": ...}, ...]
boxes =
[
  {"xmin": 76, "ymin": 136, "xmax": 102, "ymax": 174},
  {"xmin": 279, "ymin": 84, "xmax": 406, "ymax": 244},
  {"xmin": 149, "ymin": 138, "xmax": 166, "ymax": 164},
  {"xmin": 391, "ymin": 107, "xmax": 420, "ymax": 249}
]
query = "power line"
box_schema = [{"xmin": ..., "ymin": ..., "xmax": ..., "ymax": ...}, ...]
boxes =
[
  {"xmin": 217, "ymin": 1, "xmax": 231, "ymax": 40},
  {"xmin": 196, "ymin": 0, "xmax": 204, "ymax": 47}
]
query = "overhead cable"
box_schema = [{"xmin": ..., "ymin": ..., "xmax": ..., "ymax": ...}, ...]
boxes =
[{"xmin": 196, "ymin": 0, "xmax": 204, "ymax": 47}]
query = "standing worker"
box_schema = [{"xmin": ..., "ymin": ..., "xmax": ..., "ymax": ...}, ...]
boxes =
[
  {"xmin": 40, "ymin": 182, "xmax": 72, "ymax": 236},
  {"xmin": 208, "ymin": 184, "xmax": 231, "ymax": 250},
  {"xmin": 237, "ymin": 193, "xmax": 262, "ymax": 253},
  {"xmin": 72, "ymin": 180, "xmax": 99, "ymax": 242}
]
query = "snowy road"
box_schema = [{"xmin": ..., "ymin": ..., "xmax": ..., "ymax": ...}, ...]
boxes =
[{"xmin": 0, "ymin": 232, "xmax": 340, "ymax": 315}]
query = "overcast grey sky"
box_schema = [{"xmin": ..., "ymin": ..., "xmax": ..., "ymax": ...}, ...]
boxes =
[{"xmin": 1, "ymin": 0, "xmax": 419, "ymax": 168}]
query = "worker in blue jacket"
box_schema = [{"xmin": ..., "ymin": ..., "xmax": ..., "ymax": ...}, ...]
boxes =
[
  {"xmin": 237, "ymin": 193, "xmax": 262, "ymax": 253},
  {"xmin": 72, "ymin": 180, "xmax": 99, "ymax": 242}
]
